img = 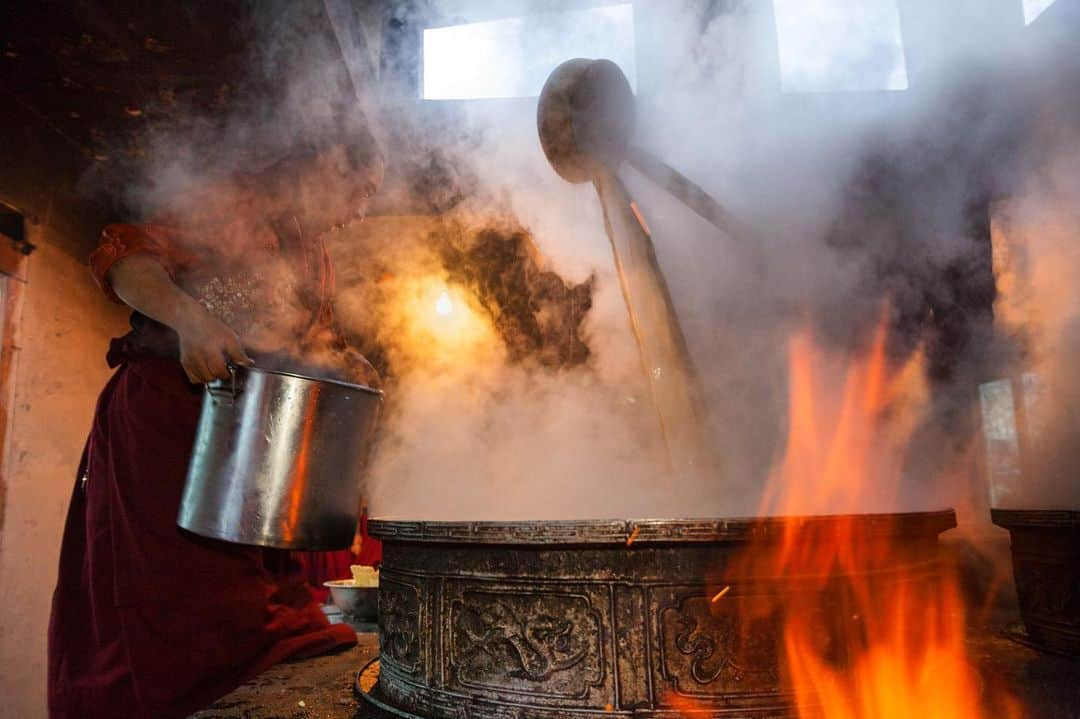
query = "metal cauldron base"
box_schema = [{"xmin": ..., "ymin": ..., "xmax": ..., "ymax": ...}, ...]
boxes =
[
  {"xmin": 356, "ymin": 659, "xmax": 419, "ymax": 719},
  {"xmin": 366, "ymin": 513, "xmax": 955, "ymax": 719},
  {"xmin": 355, "ymin": 658, "xmax": 669, "ymax": 718}
]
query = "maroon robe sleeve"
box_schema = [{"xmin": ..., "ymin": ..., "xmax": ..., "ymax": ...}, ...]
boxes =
[{"xmin": 89, "ymin": 224, "xmax": 184, "ymax": 304}]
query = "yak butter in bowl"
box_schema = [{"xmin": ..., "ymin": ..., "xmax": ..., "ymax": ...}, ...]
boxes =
[{"xmin": 324, "ymin": 565, "xmax": 379, "ymax": 621}]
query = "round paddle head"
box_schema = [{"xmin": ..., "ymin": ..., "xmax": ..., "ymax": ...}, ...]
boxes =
[{"xmin": 536, "ymin": 58, "xmax": 636, "ymax": 183}]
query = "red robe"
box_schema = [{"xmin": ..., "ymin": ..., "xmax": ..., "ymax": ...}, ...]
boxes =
[{"xmin": 47, "ymin": 224, "xmax": 357, "ymax": 719}]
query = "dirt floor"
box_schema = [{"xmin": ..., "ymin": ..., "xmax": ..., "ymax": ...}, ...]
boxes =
[
  {"xmin": 185, "ymin": 624, "xmax": 1079, "ymax": 719},
  {"xmin": 188, "ymin": 634, "xmax": 378, "ymax": 719}
]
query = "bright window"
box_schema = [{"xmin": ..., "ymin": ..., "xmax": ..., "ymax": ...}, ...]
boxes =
[
  {"xmin": 773, "ymin": 0, "xmax": 909, "ymax": 93},
  {"xmin": 1023, "ymin": 0, "xmax": 1057, "ymax": 24},
  {"xmin": 422, "ymin": 3, "xmax": 637, "ymax": 100}
]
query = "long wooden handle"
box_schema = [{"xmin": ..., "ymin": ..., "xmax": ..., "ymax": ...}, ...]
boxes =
[
  {"xmin": 626, "ymin": 145, "xmax": 766, "ymax": 276},
  {"xmin": 593, "ymin": 168, "xmax": 707, "ymax": 474}
]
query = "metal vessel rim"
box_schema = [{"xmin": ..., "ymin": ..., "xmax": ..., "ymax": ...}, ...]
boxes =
[
  {"xmin": 991, "ymin": 508, "xmax": 1080, "ymax": 528},
  {"xmin": 221, "ymin": 364, "xmax": 384, "ymax": 396},
  {"xmin": 368, "ymin": 509, "xmax": 957, "ymax": 545}
]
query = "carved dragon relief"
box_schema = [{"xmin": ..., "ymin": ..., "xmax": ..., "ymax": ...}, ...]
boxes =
[
  {"xmin": 448, "ymin": 589, "xmax": 604, "ymax": 698},
  {"xmin": 659, "ymin": 592, "xmax": 781, "ymax": 696}
]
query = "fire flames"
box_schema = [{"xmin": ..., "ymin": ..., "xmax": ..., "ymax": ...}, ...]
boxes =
[{"xmin": 687, "ymin": 311, "xmax": 1023, "ymax": 718}]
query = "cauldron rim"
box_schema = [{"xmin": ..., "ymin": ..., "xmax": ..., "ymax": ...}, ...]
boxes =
[
  {"xmin": 991, "ymin": 508, "xmax": 1080, "ymax": 529},
  {"xmin": 368, "ymin": 509, "xmax": 956, "ymax": 545}
]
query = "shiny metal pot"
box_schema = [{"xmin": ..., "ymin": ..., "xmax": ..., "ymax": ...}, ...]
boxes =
[{"xmin": 178, "ymin": 365, "xmax": 382, "ymax": 550}]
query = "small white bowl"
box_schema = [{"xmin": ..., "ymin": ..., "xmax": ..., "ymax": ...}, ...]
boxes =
[{"xmin": 323, "ymin": 580, "xmax": 378, "ymax": 621}]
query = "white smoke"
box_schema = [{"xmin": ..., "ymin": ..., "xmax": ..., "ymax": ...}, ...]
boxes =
[
  {"xmin": 353, "ymin": 0, "xmax": 1080, "ymax": 520},
  {"xmin": 108, "ymin": 0, "xmax": 1080, "ymax": 519}
]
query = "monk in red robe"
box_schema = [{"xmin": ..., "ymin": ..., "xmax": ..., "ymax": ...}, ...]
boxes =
[{"xmin": 47, "ymin": 131, "xmax": 384, "ymax": 719}]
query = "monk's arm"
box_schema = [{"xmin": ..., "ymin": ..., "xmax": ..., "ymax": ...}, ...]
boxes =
[{"xmin": 108, "ymin": 255, "xmax": 252, "ymax": 383}]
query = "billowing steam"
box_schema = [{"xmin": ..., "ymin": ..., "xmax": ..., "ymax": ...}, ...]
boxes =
[
  {"xmin": 357, "ymin": 1, "xmax": 1080, "ymax": 519},
  {"xmin": 985, "ymin": 150, "xmax": 1080, "ymax": 509},
  {"xmin": 106, "ymin": 1, "xmax": 1080, "ymax": 520}
]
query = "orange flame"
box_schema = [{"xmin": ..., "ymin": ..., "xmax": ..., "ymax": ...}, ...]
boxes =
[
  {"xmin": 770, "ymin": 312, "xmax": 1020, "ymax": 718},
  {"xmin": 679, "ymin": 307, "xmax": 1023, "ymax": 718},
  {"xmin": 761, "ymin": 309, "xmax": 921, "ymax": 523}
]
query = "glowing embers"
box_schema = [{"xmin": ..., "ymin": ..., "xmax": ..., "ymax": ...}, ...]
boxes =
[{"xmin": 773, "ymin": 0, "xmax": 909, "ymax": 93}]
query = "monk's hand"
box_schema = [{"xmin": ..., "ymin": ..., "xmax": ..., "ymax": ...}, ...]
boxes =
[{"xmin": 175, "ymin": 306, "xmax": 253, "ymax": 384}]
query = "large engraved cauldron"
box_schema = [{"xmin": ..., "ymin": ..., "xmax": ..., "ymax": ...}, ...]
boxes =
[{"xmin": 358, "ymin": 512, "xmax": 956, "ymax": 718}]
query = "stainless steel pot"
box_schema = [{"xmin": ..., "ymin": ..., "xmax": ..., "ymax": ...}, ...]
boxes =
[{"xmin": 178, "ymin": 365, "xmax": 382, "ymax": 550}]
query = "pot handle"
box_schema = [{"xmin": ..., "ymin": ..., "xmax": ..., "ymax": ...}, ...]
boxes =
[{"xmin": 207, "ymin": 363, "xmax": 246, "ymax": 404}]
